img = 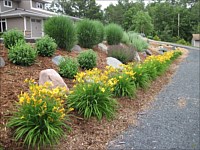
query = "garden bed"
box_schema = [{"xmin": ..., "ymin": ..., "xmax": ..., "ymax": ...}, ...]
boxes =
[{"xmin": 0, "ymin": 44, "xmax": 188, "ymax": 149}]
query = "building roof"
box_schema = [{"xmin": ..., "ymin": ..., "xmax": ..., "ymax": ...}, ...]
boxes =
[
  {"xmin": 0, "ymin": 8, "xmax": 81, "ymax": 21},
  {"xmin": 192, "ymin": 34, "xmax": 200, "ymax": 41}
]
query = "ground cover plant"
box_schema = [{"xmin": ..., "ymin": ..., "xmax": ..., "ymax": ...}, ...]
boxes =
[
  {"xmin": 8, "ymin": 79, "xmax": 71, "ymax": 149},
  {"xmin": 3, "ymin": 29, "xmax": 25, "ymax": 48},
  {"xmin": 8, "ymin": 40, "xmax": 37, "ymax": 66},
  {"xmin": 36, "ymin": 35, "xmax": 57, "ymax": 57}
]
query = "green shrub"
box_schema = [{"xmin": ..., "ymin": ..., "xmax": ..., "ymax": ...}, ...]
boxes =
[
  {"xmin": 176, "ymin": 39, "xmax": 190, "ymax": 46},
  {"xmin": 128, "ymin": 32, "xmax": 148, "ymax": 52},
  {"xmin": 132, "ymin": 64, "xmax": 150, "ymax": 89},
  {"xmin": 93, "ymin": 20, "xmax": 104, "ymax": 44},
  {"xmin": 36, "ymin": 35, "xmax": 57, "ymax": 57},
  {"xmin": 44, "ymin": 16, "xmax": 77, "ymax": 51},
  {"xmin": 68, "ymin": 82, "xmax": 118, "ymax": 120},
  {"xmin": 8, "ymin": 79, "xmax": 70, "ymax": 149},
  {"xmin": 105, "ymin": 23, "xmax": 123, "ymax": 45},
  {"xmin": 58, "ymin": 56, "xmax": 79, "ymax": 78},
  {"xmin": 142, "ymin": 60, "xmax": 158, "ymax": 80},
  {"xmin": 112, "ymin": 73, "xmax": 136, "ymax": 98},
  {"xmin": 121, "ymin": 32, "xmax": 130, "ymax": 45},
  {"xmin": 3, "ymin": 29, "xmax": 25, "ymax": 48},
  {"xmin": 107, "ymin": 45, "xmax": 136, "ymax": 64},
  {"xmin": 76, "ymin": 19, "xmax": 98, "ymax": 48},
  {"xmin": 77, "ymin": 49, "xmax": 97, "ymax": 70},
  {"xmin": 8, "ymin": 40, "xmax": 37, "ymax": 66},
  {"xmin": 153, "ymin": 35, "xmax": 161, "ymax": 41}
]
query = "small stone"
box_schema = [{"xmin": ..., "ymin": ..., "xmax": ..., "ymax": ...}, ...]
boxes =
[
  {"xmin": 98, "ymin": 43, "xmax": 108, "ymax": 54},
  {"xmin": 159, "ymin": 47, "xmax": 168, "ymax": 52},
  {"xmin": 52, "ymin": 55, "xmax": 63, "ymax": 66},
  {"xmin": 0, "ymin": 57, "xmax": 5, "ymax": 67},
  {"xmin": 39, "ymin": 69, "xmax": 69, "ymax": 92},
  {"xmin": 106, "ymin": 57, "xmax": 123, "ymax": 69},
  {"xmin": 145, "ymin": 49, "xmax": 152, "ymax": 55},
  {"xmin": 71, "ymin": 45, "xmax": 82, "ymax": 52},
  {"xmin": 134, "ymin": 51, "xmax": 141, "ymax": 62}
]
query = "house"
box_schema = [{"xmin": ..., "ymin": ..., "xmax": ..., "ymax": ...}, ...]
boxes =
[
  {"xmin": 0, "ymin": 0, "xmax": 80, "ymax": 38},
  {"xmin": 191, "ymin": 34, "xmax": 200, "ymax": 47}
]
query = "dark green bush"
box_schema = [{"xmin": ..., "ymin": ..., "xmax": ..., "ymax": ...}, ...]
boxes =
[
  {"xmin": 44, "ymin": 16, "xmax": 77, "ymax": 51},
  {"xmin": 8, "ymin": 40, "xmax": 37, "ymax": 66},
  {"xmin": 3, "ymin": 29, "xmax": 25, "ymax": 48},
  {"xmin": 92, "ymin": 20, "xmax": 104, "ymax": 44},
  {"xmin": 105, "ymin": 23, "xmax": 123, "ymax": 45},
  {"xmin": 77, "ymin": 49, "xmax": 97, "ymax": 70},
  {"xmin": 58, "ymin": 56, "xmax": 79, "ymax": 79},
  {"xmin": 36, "ymin": 35, "xmax": 57, "ymax": 57},
  {"xmin": 76, "ymin": 19, "xmax": 98, "ymax": 48},
  {"xmin": 108, "ymin": 45, "xmax": 136, "ymax": 64},
  {"xmin": 176, "ymin": 39, "xmax": 190, "ymax": 46}
]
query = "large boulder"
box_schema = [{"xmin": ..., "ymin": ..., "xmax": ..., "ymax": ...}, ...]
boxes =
[
  {"xmin": 106, "ymin": 57, "xmax": 123, "ymax": 69},
  {"xmin": 71, "ymin": 45, "xmax": 82, "ymax": 52},
  {"xmin": 52, "ymin": 55, "xmax": 63, "ymax": 66},
  {"xmin": 0, "ymin": 57, "xmax": 5, "ymax": 67},
  {"xmin": 39, "ymin": 69, "xmax": 69, "ymax": 91},
  {"xmin": 98, "ymin": 43, "xmax": 108, "ymax": 54}
]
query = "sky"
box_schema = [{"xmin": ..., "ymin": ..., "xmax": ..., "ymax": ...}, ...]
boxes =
[{"xmin": 96, "ymin": 0, "xmax": 118, "ymax": 9}]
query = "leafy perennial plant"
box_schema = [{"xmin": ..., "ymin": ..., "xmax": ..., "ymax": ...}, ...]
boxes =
[{"xmin": 8, "ymin": 79, "xmax": 72, "ymax": 149}]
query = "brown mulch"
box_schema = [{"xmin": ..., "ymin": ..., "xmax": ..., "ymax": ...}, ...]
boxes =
[{"xmin": 0, "ymin": 44, "xmax": 188, "ymax": 150}]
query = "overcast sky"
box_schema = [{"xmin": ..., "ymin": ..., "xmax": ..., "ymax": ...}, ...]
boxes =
[{"xmin": 96, "ymin": 0, "xmax": 118, "ymax": 9}]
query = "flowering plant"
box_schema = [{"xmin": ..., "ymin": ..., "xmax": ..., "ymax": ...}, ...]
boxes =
[{"xmin": 8, "ymin": 79, "xmax": 72, "ymax": 149}]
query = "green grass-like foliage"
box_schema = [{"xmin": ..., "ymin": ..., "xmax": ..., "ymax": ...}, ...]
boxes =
[
  {"xmin": 77, "ymin": 49, "xmax": 97, "ymax": 70},
  {"xmin": 113, "ymin": 73, "xmax": 136, "ymax": 98},
  {"xmin": 128, "ymin": 32, "xmax": 148, "ymax": 52},
  {"xmin": 58, "ymin": 56, "xmax": 79, "ymax": 78},
  {"xmin": 153, "ymin": 35, "xmax": 161, "ymax": 41},
  {"xmin": 3, "ymin": 29, "xmax": 25, "ymax": 48},
  {"xmin": 76, "ymin": 19, "xmax": 98, "ymax": 48},
  {"xmin": 132, "ymin": 64, "xmax": 150, "ymax": 89},
  {"xmin": 7, "ymin": 79, "xmax": 70, "ymax": 149},
  {"xmin": 105, "ymin": 23, "xmax": 123, "ymax": 45},
  {"xmin": 8, "ymin": 40, "xmax": 37, "ymax": 66},
  {"xmin": 36, "ymin": 35, "xmax": 57, "ymax": 57},
  {"xmin": 44, "ymin": 16, "xmax": 77, "ymax": 51},
  {"xmin": 68, "ymin": 83, "xmax": 118, "ymax": 120},
  {"xmin": 121, "ymin": 32, "xmax": 130, "ymax": 45},
  {"xmin": 92, "ymin": 20, "xmax": 104, "ymax": 44},
  {"xmin": 176, "ymin": 39, "xmax": 190, "ymax": 46},
  {"xmin": 108, "ymin": 45, "xmax": 136, "ymax": 64}
]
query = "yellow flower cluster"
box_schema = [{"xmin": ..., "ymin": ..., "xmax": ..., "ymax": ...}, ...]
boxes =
[
  {"xmin": 18, "ymin": 79, "xmax": 71, "ymax": 120},
  {"xmin": 145, "ymin": 51, "xmax": 175, "ymax": 63}
]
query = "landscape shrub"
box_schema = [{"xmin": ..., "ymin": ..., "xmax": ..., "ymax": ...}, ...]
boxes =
[
  {"xmin": 121, "ymin": 32, "xmax": 130, "ymax": 45},
  {"xmin": 8, "ymin": 40, "xmax": 37, "ymax": 66},
  {"xmin": 68, "ymin": 82, "xmax": 118, "ymax": 120},
  {"xmin": 58, "ymin": 56, "xmax": 79, "ymax": 79},
  {"xmin": 105, "ymin": 23, "xmax": 123, "ymax": 45},
  {"xmin": 76, "ymin": 19, "xmax": 98, "ymax": 48},
  {"xmin": 92, "ymin": 20, "xmax": 104, "ymax": 44},
  {"xmin": 77, "ymin": 49, "xmax": 97, "ymax": 70},
  {"xmin": 3, "ymin": 29, "xmax": 25, "ymax": 48},
  {"xmin": 107, "ymin": 45, "xmax": 136, "ymax": 64},
  {"xmin": 128, "ymin": 32, "xmax": 148, "ymax": 52},
  {"xmin": 8, "ymin": 79, "xmax": 71, "ymax": 149},
  {"xmin": 112, "ymin": 73, "xmax": 136, "ymax": 98},
  {"xmin": 35, "ymin": 35, "xmax": 57, "ymax": 57},
  {"xmin": 44, "ymin": 16, "xmax": 77, "ymax": 51},
  {"xmin": 153, "ymin": 35, "xmax": 161, "ymax": 41},
  {"xmin": 176, "ymin": 39, "xmax": 190, "ymax": 46}
]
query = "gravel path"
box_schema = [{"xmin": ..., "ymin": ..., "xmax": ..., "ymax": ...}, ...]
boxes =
[{"xmin": 107, "ymin": 48, "xmax": 200, "ymax": 150}]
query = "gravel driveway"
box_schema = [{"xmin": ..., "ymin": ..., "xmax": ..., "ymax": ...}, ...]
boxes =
[{"xmin": 107, "ymin": 47, "xmax": 200, "ymax": 150}]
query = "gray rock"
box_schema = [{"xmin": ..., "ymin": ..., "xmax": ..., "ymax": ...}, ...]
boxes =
[
  {"xmin": 172, "ymin": 46, "xmax": 176, "ymax": 50},
  {"xmin": 106, "ymin": 57, "xmax": 123, "ymax": 69},
  {"xmin": 145, "ymin": 49, "xmax": 152, "ymax": 55},
  {"xmin": 98, "ymin": 43, "xmax": 108, "ymax": 54},
  {"xmin": 134, "ymin": 51, "xmax": 141, "ymax": 62},
  {"xmin": 0, "ymin": 57, "xmax": 5, "ymax": 67},
  {"xmin": 52, "ymin": 55, "xmax": 63, "ymax": 66},
  {"xmin": 71, "ymin": 45, "xmax": 82, "ymax": 52},
  {"xmin": 159, "ymin": 51, "xmax": 164, "ymax": 55},
  {"xmin": 159, "ymin": 47, "xmax": 168, "ymax": 52}
]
